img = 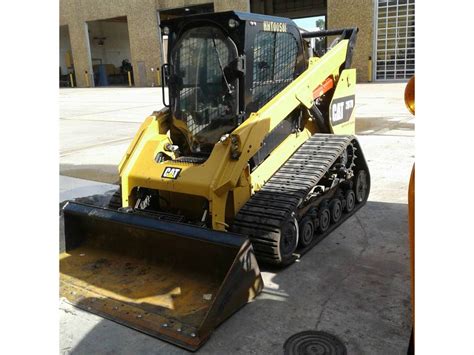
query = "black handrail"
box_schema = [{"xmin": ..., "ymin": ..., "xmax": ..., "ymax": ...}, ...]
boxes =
[
  {"xmin": 301, "ymin": 27, "xmax": 358, "ymax": 39},
  {"xmin": 161, "ymin": 63, "xmax": 170, "ymax": 107},
  {"xmin": 301, "ymin": 27, "xmax": 358, "ymax": 69}
]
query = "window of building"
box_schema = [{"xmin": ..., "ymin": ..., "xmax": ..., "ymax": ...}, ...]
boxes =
[{"xmin": 375, "ymin": 0, "xmax": 415, "ymax": 80}]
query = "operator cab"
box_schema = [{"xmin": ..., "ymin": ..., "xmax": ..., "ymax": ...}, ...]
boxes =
[
  {"xmin": 171, "ymin": 25, "xmax": 238, "ymax": 153},
  {"xmin": 161, "ymin": 11, "xmax": 306, "ymax": 156}
]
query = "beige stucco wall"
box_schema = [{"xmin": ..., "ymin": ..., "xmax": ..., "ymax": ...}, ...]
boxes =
[
  {"xmin": 327, "ymin": 0, "xmax": 374, "ymax": 83},
  {"xmin": 251, "ymin": 0, "xmax": 326, "ymax": 18},
  {"xmin": 60, "ymin": 0, "xmax": 250, "ymax": 87}
]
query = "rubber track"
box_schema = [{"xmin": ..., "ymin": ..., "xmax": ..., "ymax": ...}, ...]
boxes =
[{"xmin": 231, "ymin": 134, "xmax": 364, "ymax": 265}]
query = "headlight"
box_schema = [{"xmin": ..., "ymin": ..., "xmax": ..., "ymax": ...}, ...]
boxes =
[{"xmin": 228, "ymin": 19, "xmax": 239, "ymax": 28}]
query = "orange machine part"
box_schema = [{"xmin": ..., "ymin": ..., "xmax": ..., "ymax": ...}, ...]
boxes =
[
  {"xmin": 312, "ymin": 77, "xmax": 334, "ymax": 99},
  {"xmin": 405, "ymin": 76, "xmax": 415, "ymax": 115}
]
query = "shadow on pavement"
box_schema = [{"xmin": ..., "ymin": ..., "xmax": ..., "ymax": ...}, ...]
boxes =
[
  {"xmin": 356, "ymin": 116, "xmax": 414, "ymax": 136},
  {"xmin": 61, "ymin": 200, "xmax": 412, "ymax": 355},
  {"xmin": 60, "ymin": 164, "xmax": 120, "ymax": 184}
]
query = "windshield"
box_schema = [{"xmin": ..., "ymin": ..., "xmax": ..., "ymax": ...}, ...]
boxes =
[{"xmin": 171, "ymin": 26, "xmax": 238, "ymax": 152}]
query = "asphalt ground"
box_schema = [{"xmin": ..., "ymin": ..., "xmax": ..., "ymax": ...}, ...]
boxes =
[{"xmin": 59, "ymin": 83, "xmax": 414, "ymax": 354}]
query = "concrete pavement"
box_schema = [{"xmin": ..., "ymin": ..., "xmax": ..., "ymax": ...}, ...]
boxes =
[
  {"xmin": 60, "ymin": 88, "xmax": 166, "ymax": 183},
  {"xmin": 59, "ymin": 83, "xmax": 414, "ymax": 354}
]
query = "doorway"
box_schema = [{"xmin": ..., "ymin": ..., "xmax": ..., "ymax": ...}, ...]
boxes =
[
  {"xmin": 86, "ymin": 16, "xmax": 133, "ymax": 86},
  {"xmin": 60, "ymin": 25, "xmax": 74, "ymax": 87}
]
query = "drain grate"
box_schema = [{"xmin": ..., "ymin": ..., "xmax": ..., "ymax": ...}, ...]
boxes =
[{"xmin": 283, "ymin": 331, "xmax": 347, "ymax": 355}]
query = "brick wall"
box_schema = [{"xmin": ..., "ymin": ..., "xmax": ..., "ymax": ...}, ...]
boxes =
[{"xmin": 327, "ymin": 0, "xmax": 374, "ymax": 82}]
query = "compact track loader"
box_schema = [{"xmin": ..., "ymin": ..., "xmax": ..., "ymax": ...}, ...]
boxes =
[{"xmin": 60, "ymin": 11, "xmax": 370, "ymax": 351}]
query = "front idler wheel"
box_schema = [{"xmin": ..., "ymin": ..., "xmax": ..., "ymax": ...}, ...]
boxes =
[
  {"xmin": 355, "ymin": 170, "xmax": 368, "ymax": 203},
  {"xmin": 279, "ymin": 216, "xmax": 299, "ymax": 263},
  {"xmin": 318, "ymin": 207, "xmax": 331, "ymax": 233},
  {"xmin": 298, "ymin": 216, "xmax": 315, "ymax": 248}
]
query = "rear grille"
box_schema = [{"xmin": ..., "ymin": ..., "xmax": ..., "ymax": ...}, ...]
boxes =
[{"xmin": 172, "ymin": 156, "xmax": 208, "ymax": 164}]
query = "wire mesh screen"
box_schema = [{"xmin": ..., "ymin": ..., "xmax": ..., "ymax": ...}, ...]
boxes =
[
  {"xmin": 252, "ymin": 32, "xmax": 298, "ymax": 109},
  {"xmin": 173, "ymin": 27, "xmax": 235, "ymax": 137}
]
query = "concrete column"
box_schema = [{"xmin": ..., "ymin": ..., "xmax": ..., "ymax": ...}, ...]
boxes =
[
  {"xmin": 127, "ymin": 0, "xmax": 163, "ymax": 87},
  {"xmin": 68, "ymin": 20, "xmax": 94, "ymax": 87},
  {"xmin": 214, "ymin": 0, "xmax": 250, "ymax": 11},
  {"xmin": 327, "ymin": 0, "xmax": 374, "ymax": 83}
]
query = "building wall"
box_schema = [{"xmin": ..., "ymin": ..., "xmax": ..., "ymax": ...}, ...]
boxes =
[
  {"xmin": 327, "ymin": 0, "xmax": 374, "ymax": 83},
  {"xmin": 60, "ymin": 0, "xmax": 250, "ymax": 87},
  {"xmin": 60, "ymin": 0, "xmax": 374, "ymax": 85}
]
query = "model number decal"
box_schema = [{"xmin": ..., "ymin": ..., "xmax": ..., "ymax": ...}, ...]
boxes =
[
  {"xmin": 263, "ymin": 21, "xmax": 287, "ymax": 32},
  {"xmin": 330, "ymin": 95, "xmax": 355, "ymax": 125},
  {"xmin": 162, "ymin": 167, "xmax": 181, "ymax": 179}
]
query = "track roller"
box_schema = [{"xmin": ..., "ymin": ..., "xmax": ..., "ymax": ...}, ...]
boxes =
[
  {"xmin": 329, "ymin": 199, "xmax": 342, "ymax": 224},
  {"xmin": 298, "ymin": 216, "xmax": 315, "ymax": 248},
  {"xmin": 318, "ymin": 206, "xmax": 331, "ymax": 233},
  {"xmin": 345, "ymin": 189, "xmax": 355, "ymax": 212}
]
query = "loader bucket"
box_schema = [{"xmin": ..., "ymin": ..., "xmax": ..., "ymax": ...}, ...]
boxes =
[{"xmin": 60, "ymin": 201, "xmax": 263, "ymax": 351}]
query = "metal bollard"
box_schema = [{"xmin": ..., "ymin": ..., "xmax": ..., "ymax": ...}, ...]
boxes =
[
  {"xmin": 128, "ymin": 71, "xmax": 132, "ymax": 87},
  {"xmin": 85, "ymin": 71, "xmax": 90, "ymax": 87},
  {"xmin": 156, "ymin": 67, "xmax": 161, "ymax": 86},
  {"xmin": 69, "ymin": 73, "xmax": 74, "ymax": 88},
  {"xmin": 368, "ymin": 56, "xmax": 372, "ymax": 82}
]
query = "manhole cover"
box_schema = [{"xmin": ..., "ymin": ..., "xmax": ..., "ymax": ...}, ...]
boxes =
[{"xmin": 283, "ymin": 330, "xmax": 347, "ymax": 355}]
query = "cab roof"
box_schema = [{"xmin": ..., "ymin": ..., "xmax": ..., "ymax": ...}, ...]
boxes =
[{"xmin": 160, "ymin": 10, "xmax": 297, "ymax": 29}]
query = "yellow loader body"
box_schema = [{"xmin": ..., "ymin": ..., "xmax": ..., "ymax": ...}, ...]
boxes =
[{"xmin": 60, "ymin": 11, "xmax": 367, "ymax": 351}]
